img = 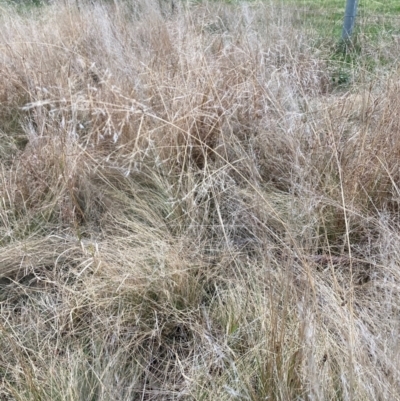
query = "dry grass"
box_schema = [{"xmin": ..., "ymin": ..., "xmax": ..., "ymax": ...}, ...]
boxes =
[{"xmin": 1, "ymin": 0, "xmax": 400, "ymax": 400}]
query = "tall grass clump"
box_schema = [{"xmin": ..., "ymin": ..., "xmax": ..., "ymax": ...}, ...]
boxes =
[{"xmin": 1, "ymin": 0, "xmax": 400, "ymax": 399}]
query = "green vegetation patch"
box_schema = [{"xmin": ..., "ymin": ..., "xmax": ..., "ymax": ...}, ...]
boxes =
[{"xmin": 278, "ymin": 0, "xmax": 400, "ymax": 40}]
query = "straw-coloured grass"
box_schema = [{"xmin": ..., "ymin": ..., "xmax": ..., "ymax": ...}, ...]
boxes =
[{"xmin": 1, "ymin": 1, "xmax": 400, "ymax": 399}]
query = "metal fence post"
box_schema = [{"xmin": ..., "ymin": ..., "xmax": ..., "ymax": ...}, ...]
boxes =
[{"xmin": 342, "ymin": 0, "xmax": 359, "ymax": 41}]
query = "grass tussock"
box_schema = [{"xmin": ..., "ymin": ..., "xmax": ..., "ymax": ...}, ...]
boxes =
[{"xmin": 1, "ymin": 1, "xmax": 400, "ymax": 399}]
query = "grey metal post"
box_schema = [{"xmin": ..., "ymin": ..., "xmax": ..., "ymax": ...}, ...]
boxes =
[{"xmin": 342, "ymin": 0, "xmax": 359, "ymax": 41}]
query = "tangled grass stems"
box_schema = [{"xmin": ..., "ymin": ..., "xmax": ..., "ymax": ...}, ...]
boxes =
[{"xmin": 1, "ymin": 0, "xmax": 400, "ymax": 400}]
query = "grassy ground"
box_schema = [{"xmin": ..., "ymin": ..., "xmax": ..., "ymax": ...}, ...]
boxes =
[
  {"xmin": 282, "ymin": 0, "xmax": 400, "ymax": 11},
  {"xmin": 277, "ymin": 0, "xmax": 400, "ymax": 42},
  {"xmin": 1, "ymin": 0, "xmax": 400, "ymax": 400}
]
